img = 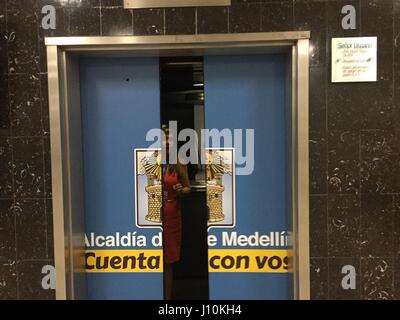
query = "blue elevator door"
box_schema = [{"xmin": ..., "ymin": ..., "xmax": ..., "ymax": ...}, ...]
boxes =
[
  {"xmin": 80, "ymin": 58, "xmax": 163, "ymax": 299},
  {"xmin": 204, "ymin": 54, "xmax": 292, "ymax": 299}
]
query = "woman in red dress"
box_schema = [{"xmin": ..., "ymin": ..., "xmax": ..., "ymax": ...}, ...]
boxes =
[{"xmin": 162, "ymin": 129, "xmax": 190, "ymax": 300}]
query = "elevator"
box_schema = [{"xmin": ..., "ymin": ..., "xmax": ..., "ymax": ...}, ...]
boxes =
[{"xmin": 45, "ymin": 33, "xmax": 311, "ymax": 300}]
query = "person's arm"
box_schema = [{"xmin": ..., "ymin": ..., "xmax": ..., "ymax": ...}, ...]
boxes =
[{"xmin": 175, "ymin": 163, "xmax": 191, "ymax": 195}]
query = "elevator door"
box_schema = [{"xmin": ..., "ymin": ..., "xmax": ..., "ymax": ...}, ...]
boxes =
[
  {"xmin": 204, "ymin": 54, "xmax": 292, "ymax": 299},
  {"xmin": 80, "ymin": 58, "xmax": 163, "ymax": 299}
]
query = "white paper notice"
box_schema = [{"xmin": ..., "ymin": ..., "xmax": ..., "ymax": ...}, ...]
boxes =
[{"xmin": 331, "ymin": 37, "xmax": 377, "ymax": 83}]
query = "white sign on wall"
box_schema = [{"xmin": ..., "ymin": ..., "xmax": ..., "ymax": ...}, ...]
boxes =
[{"xmin": 331, "ymin": 37, "xmax": 377, "ymax": 83}]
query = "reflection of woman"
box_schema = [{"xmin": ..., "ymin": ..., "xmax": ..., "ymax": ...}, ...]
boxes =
[{"xmin": 162, "ymin": 128, "xmax": 190, "ymax": 300}]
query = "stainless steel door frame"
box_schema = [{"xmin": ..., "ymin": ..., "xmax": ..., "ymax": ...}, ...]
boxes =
[{"xmin": 45, "ymin": 32, "xmax": 310, "ymax": 300}]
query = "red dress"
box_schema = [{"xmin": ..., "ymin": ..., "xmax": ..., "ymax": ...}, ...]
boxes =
[{"xmin": 163, "ymin": 169, "xmax": 182, "ymax": 264}]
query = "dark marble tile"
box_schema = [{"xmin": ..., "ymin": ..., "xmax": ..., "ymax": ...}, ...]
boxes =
[
  {"xmin": 46, "ymin": 199, "xmax": 53, "ymax": 260},
  {"xmin": 43, "ymin": 137, "xmax": 52, "ymax": 198},
  {"xmin": 310, "ymin": 131, "xmax": 327, "ymax": 195},
  {"xmin": 229, "ymin": 3, "xmax": 261, "ymax": 33},
  {"xmin": 395, "ymin": 255, "xmax": 400, "ymax": 300},
  {"xmin": 327, "ymin": 130, "xmax": 359, "ymax": 194},
  {"xmin": 361, "ymin": 257, "xmax": 393, "ymax": 300},
  {"xmin": 328, "ymin": 257, "xmax": 360, "ymax": 300},
  {"xmin": 327, "ymin": 81, "xmax": 394, "ymax": 131},
  {"xmin": 197, "ymin": 6, "xmax": 228, "ymax": 34},
  {"xmin": 37, "ymin": 0, "xmax": 71, "ymax": 8},
  {"xmin": 40, "ymin": 73, "xmax": 49, "ymax": 136},
  {"xmin": 68, "ymin": 0, "xmax": 100, "ymax": 7},
  {"xmin": 260, "ymin": 1, "xmax": 293, "ymax": 32},
  {"xmin": 101, "ymin": 0, "xmax": 123, "ymax": 7},
  {"xmin": 393, "ymin": 196, "xmax": 400, "ymax": 257},
  {"xmin": 7, "ymin": 10, "xmax": 40, "ymax": 74},
  {"xmin": 133, "ymin": 8, "xmax": 164, "ymax": 36},
  {"xmin": 69, "ymin": 6, "xmax": 100, "ymax": 36},
  {"xmin": 394, "ymin": 2, "xmax": 400, "ymax": 126},
  {"xmin": 360, "ymin": 194, "xmax": 394, "ymax": 258},
  {"xmin": 310, "ymin": 258, "xmax": 328, "ymax": 300},
  {"xmin": 101, "ymin": 7, "xmax": 133, "ymax": 36},
  {"xmin": 327, "ymin": 0, "xmax": 360, "ymax": 38},
  {"xmin": 361, "ymin": 130, "xmax": 400, "ymax": 194},
  {"xmin": 361, "ymin": 0, "xmax": 393, "ymax": 84},
  {"xmin": 309, "ymin": 67, "xmax": 326, "ymax": 133},
  {"xmin": 12, "ymin": 137, "xmax": 44, "ymax": 198},
  {"xmin": 165, "ymin": 8, "xmax": 195, "ymax": 35},
  {"xmin": 294, "ymin": 0, "xmax": 326, "ymax": 67},
  {"xmin": 0, "ymin": 136, "xmax": 13, "ymax": 197},
  {"xmin": 0, "ymin": 13, "xmax": 7, "ymax": 76},
  {"xmin": 0, "ymin": 0, "xmax": 5, "ymax": 13},
  {"xmin": 0, "ymin": 262, "xmax": 17, "ymax": 299},
  {"xmin": 7, "ymin": 0, "xmax": 39, "ymax": 11},
  {"xmin": 328, "ymin": 194, "xmax": 360, "ymax": 257},
  {"xmin": 310, "ymin": 195, "xmax": 327, "ymax": 258},
  {"xmin": 14, "ymin": 198, "xmax": 46, "ymax": 260},
  {"xmin": 17, "ymin": 260, "xmax": 55, "ymax": 300},
  {"xmin": 0, "ymin": 199, "xmax": 15, "ymax": 261},
  {"xmin": 9, "ymin": 74, "xmax": 43, "ymax": 137},
  {"xmin": 0, "ymin": 74, "xmax": 10, "ymax": 136}
]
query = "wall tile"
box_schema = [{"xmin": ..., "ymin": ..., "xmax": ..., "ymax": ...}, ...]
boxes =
[
  {"xmin": 229, "ymin": 3, "xmax": 261, "ymax": 33},
  {"xmin": 310, "ymin": 258, "xmax": 328, "ymax": 300},
  {"xmin": 0, "ymin": 13, "xmax": 7, "ymax": 76},
  {"xmin": 294, "ymin": 0, "xmax": 326, "ymax": 67},
  {"xmin": 40, "ymin": 73, "xmax": 49, "ymax": 136},
  {"xmin": 0, "ymin": 74, "xmax": 10, "ymax": 136},
  {"xmin": 0, "ymin": 199, "xmax": 15, "ymax": 261},
  {"xmin": 101, "ymin": 0, "xmax": 124, "ymax": 7},
  {"xmin": 360, "ymin": 194, "xmax": 394, "ymax": 258},
  {"xmin": 361, "ymin": 0, "xmax": 393, "ymax": 84},
  {"xmin": 328, "ymin": 257, "xmax": 360, "ymax": 299},
  {"xmin": 15, "ymin": 198, "xmax": 46, "ymax": 260},
  {"xmin": 197, "ymin": 6, "xmax": 228, "ymax": 34},
  {"xmin": 361, "ymin": 130, "xmax": 400, "ymax": 194},
  {"xmin": 101, "ymin": 7, "xmax": 133, "ymax": 36},
  {"xmin": 310, "ymin": 131, "xmax": 327, "ymax": 195},
  {"xmin": 328, "ymin": 81, "xmax": 394, "ymax": 131},
  {"xmin": 327, "ymin": 130, "xmax": 359, "ymax": 194},
  {"xmin": 395, "ymin": 196, "xmax": 400, "ymax": 257},
  {"xmin": 0, "ymin": 262, "xmax": 17, "ymax": 299},
  {"xmin": 395, "ymin": 1, "xmax": 400, "ymax": 107},
  {"xmin": 310, "ymin": 195, "xmax": 327, "ymax": 258},
  {"xmin": 43, "ymin": 137, "xmax": 52, "ymax": 198},
  {"xmin": 260, "ymin": 1, "xmax": 293, "ymax": 32},
  {"xmin": 395, "ymin": 255, "xmax": 400, "ymax": 300},
  {"xmin": 0, "ymin": 136, "xmax": 13, "ymax": 197},
  {"xmin": 7, "ymin": 0, "xmax": 39, "ymax": 11},
  {"xmin": 361, "ymin": 257, "xmax": 393, "ymax": 300},
  {"xmin": 17, "ymin": 260, "xmax": 55, "ymax": 300},
  {"xmin": 69, "ymin": 6, "xmax": 100, "ymax": 36},
  {"xmin": 46, "ymin": 199, "xmax": 53, "ymax": 260},
  {"xmin": 165, "ymin": 8, "xmax": 195, "ymax": 35},
  {"xmin": 7, "ymin": 10, "xmax": 40, "ymax": 74},
  {"xmin": 12, "ymin": 137, "xmax": 44, "ymax": 198},
  {"xmin": 309, "ymin": 66, "xmax": 327, "ymax": 133},
  {"xmin": 133, "ymin": 8, "xmax": 164, "ymax": 36},
  {"xmin": 328, "ymin": 195, "xmax": 360, "ymax": 257},
  {"xmin": 9, "ymin": 74, "xmax": 43, "ymax": 137}
]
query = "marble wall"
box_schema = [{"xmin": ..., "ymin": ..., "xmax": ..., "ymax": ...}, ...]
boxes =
[{"xmin": 0, "ymin": 0, "xmax": 399, "ymax": 299}]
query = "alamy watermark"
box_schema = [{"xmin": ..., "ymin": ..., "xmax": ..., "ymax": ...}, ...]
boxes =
[{"xmin": 146, "ymin": 121, "xmax": 254, "ymax": 176}]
